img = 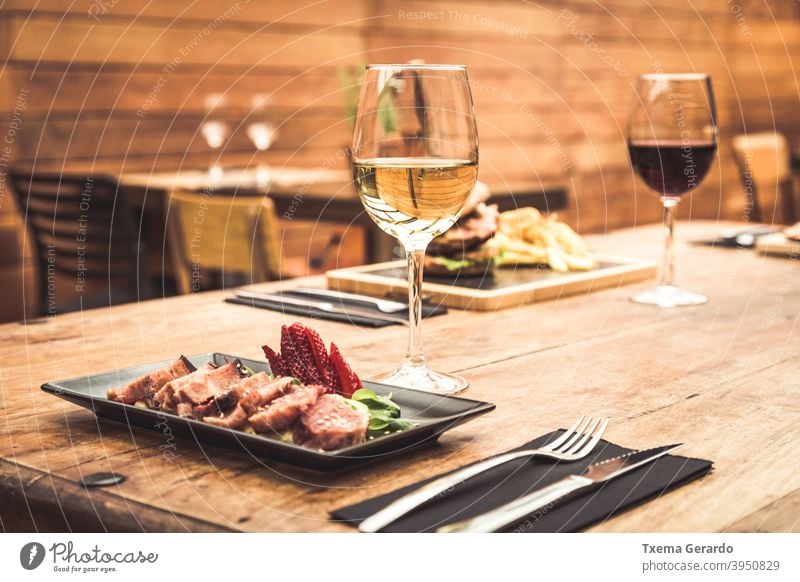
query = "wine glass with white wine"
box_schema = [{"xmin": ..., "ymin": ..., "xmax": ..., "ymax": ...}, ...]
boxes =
[{"xmin": 351, "ymin": 64, "xmax": 479, "ymax": 395}]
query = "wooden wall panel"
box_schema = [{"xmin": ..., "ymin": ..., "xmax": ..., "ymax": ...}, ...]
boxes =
[
  {"xmin": 15, "ymin": 114, "xmax": 350, "ymax": 160},
  {"xmin": 2, "ymin": 0, "xmax": 370, "ymax": 27},
  {"xmin": 5, "ymin": 68, "xmax": 347, "ymax": 113},
  {"xmin": 6, "ymin": 18, "xmax": 365, "ymax": 67}
]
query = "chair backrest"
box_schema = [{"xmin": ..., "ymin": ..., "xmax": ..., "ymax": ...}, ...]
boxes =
[
  {"xmin": 731, "ymin": 132, "xmax": 795, "ymax": 223},
  {"xmin": 8, "ymin": 170, "xmax": 143, "ymax": 314},
  {"xmin": 166, "ymin": 189, "xmax": 281, "ymax": 294}
]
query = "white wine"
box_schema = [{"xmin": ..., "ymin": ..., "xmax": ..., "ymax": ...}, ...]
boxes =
[{"xmin": 353, "ymin": 157, "xmax": 478, "ymax": 245}]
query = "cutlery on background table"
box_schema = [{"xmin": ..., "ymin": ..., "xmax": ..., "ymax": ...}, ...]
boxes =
[
  {"xmin": 438, "ymin": 443, "xmax": 683, "ymax": 533},
  {"xmin": 233, "ymin": 290, "xmax": 410, "ymax": 326},
  {"xmin": 286, "ymin": 287, "xmax": 408, "ymax": 313},
  {"xmin": 359, "ymin": 415, "xmax": 609, "ymax": 533},
  {"xmin": 694, "ymin": 226, "xmax": 779, "ymax": 248}
]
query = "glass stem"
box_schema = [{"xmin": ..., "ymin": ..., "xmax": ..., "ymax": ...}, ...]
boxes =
[
  {"xmin": 660, "ymin": 198, "xmax": 678, "ymax": 287},
  {"xmin": 404, "ymin": 245, "xmax": 426, "ymax": 368}
]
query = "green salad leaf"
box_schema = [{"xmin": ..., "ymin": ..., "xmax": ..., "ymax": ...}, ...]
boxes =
[
  {"xmin": 438, "ymin": 257, "xmax": 473, "ymax": 271},
  {"xmin": 351, "ymin": 388, "xmax": 401, "ymax": 417},
  {"xmin": 347, "ymin": 397, "xmax": 370, "ymax": 416},
  {"xmin": 348, "ymin": 388, "xmax": 416, "ymax": 437}
]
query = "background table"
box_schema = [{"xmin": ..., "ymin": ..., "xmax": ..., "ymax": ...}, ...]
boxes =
[
  {"xmin": 117, "ymin": 167, "xmax": 569, "ymax": 265},
  {"xmin": 1, "ymin": 221, "xmax": 798, "ymax": 532}
]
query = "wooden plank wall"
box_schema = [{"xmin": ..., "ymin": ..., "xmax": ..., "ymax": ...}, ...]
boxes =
[{"xmin": 1, "ymin": 0, "xmax": 799, "ymax": 320}]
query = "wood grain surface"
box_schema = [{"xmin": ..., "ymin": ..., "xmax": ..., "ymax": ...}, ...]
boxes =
[{"xmin": 0, "ymin": 221, "xmax": 798, "ymax": 532}]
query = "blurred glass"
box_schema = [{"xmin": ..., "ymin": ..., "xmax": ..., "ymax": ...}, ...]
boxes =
[
  {"xmin": 247, "ymin": 94, "xmax": 278, "ymax": 187},
  {"xmin": 202, "ymin": 93, "xmax": 229, "ymax": 179}
]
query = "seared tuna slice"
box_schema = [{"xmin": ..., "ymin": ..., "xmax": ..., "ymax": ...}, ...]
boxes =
[
  {"xmin": 174, "ymin": 361, "xmax": 247, "ymax": 407},
  {"xmin": 192, "ymin": 371, "xmax": 271, "ymax": 419},
  {"xmin": 203, "ymin": 404, "xmax": 249, "ymax": 429},
  {"xmin": 293, "ymin": 394, "xmax": 368, "ymax": 450},
  {"xmin": 107, "ymin": 356, "xmax": 195, "ymax": 404},
  {"xmin": 201, "ymin": 373, "xmax": 294, "ymax": 430},
  {"xmin": 157, "ymin": 361, "xmax": 245, "ymax": 414},
  {"xmin": 239, "ymin": 376, "xmax": 296, "ymax": 416},
  {"xmin": 248, "ymin": 384, "xmax": 325, "ymax": 434},
  {"xmin": 153, "ymin": 362, "xmax": 216, "ymax": 410}
]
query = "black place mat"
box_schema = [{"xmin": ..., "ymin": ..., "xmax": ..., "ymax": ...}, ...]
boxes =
[
  {"xmin": 331, "ymin": 430, "xmax": 713, "ymax": 532},
  {"xmin": 225, "ymin": 294, "xmax": 447, "ymax": 328}
]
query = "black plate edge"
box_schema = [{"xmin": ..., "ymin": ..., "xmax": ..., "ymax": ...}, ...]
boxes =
[
  {"xmin": 40, "ymin": 353, "xmax": 496, "ymax": 463},
  {"xmin": 326, "ymin": 398, "xmax": 497, "ymax": 457},
  {"xmin": 324, "ymin": 376, "xmax": 496, "ymax": 455},
  {"xmin": 41, "ymin": 380, "xmax": 495, "ymax": 461}
]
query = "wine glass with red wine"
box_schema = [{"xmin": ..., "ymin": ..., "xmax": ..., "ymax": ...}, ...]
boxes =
[{"xmin": 627, "ymin": 73, "xmax": 717, "ymax": 308}]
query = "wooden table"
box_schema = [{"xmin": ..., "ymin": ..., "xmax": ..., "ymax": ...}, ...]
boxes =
[{"xmin": 1, "ymin": 221, "xmax": 798, "ymax": 532}]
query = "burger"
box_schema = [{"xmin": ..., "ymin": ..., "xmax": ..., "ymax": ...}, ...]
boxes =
[{"xmin": 425, "ymin": 182, "xmax": 499, "ymax": 277}]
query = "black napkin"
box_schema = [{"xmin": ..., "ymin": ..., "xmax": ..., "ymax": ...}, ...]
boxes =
[
  {"xmin": 331, "ymin": 431, "xmax": 713, "ymax": 532},
  {"xmin": 225, "ymin": 294, "xmax": 447, "ymax": 328}
]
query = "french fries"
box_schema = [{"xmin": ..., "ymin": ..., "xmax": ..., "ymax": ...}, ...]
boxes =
[{"xmin": 488, "ymin": 208, "xmax": 596, "ymax": 272}]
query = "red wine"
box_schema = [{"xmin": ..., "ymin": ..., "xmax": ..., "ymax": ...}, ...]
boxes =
[{"xmin": 628, "ymin": 140, "xmax": 716, "ymax": 196}]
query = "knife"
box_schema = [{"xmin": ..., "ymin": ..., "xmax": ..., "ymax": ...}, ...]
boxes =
[
  {"xmin": 234, "ymin": 291, "xmax": 409, "ymax": 325},
  {"xmin": 281, "ymin": 287, "xmax": 407, "ymax": 314},
  {"xmin": 437, "ymin": 443, "xmax": 683, "ymax": 533},
  {"xmin": 693, "ymin": 226, "xmax": 779, "ymax": 249}
]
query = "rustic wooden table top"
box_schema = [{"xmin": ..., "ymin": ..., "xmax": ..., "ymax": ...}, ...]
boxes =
[{"xmin": 1, "ymin": 221, "xmax": 798, "ymax": 533}]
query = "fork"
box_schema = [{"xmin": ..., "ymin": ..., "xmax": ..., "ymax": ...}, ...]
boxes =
[
  {"xmin": 358, "ymin": 415, "xmax": 610, "ymax": 533},
  {"xmin": 289, "ymin": 287, "xmax": 407, "ymax": 313}
]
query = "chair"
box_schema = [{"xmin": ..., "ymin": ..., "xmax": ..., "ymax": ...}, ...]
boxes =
[
  {"xmin": 9, "ymin": 170, "xmax": 148, "ymax": 316},
  {"xmin": 732, "ymin": 132, "xmax": 796, "ymax": 224},
  {"xmin": 165, "ymin": 189, "xmax": 282, "ymax": 294}
]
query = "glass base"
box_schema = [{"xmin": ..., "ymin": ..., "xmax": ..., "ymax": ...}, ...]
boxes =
[
  {"xmin": 631, "ymin": 285, "xmax": 708, "ymax": 308},
  {"xmin": 371, "ymin": 363, "xmax": 469, "ymax": 396}
]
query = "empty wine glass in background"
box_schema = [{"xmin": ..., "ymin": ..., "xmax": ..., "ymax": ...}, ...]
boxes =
[
  {"xmin": 627, "ymin": 73, "xmax": 718, "ymax": 308},
  {"xmin": 352, "ymin": 64, "xmax": 479, "ymax": 395},
  {"xmin": 246, "ymin": 94, "xmax": 278, "ymax": 187},
  {"xmin": 201, "ymin": 93, "xmax": 229, "ymax": 181}
]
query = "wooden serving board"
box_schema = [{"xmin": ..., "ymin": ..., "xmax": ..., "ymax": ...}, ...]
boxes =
[
  {"xmin": 326, "ymin": 255, "xmax": 656, "ymax": 311},
  {"xmin": 755, "ymin": 232, "xmax": 800, "ymax": 258}
]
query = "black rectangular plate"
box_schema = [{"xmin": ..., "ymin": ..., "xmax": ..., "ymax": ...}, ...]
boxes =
[{"xmin": 41, "ymin": 353, "xmax": 495, "ymax": 471}]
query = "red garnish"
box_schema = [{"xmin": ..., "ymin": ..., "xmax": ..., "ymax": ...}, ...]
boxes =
[
  {"xmin": 263, "ymin": 323, "xmax": 361, "ymax": 395},
  {"xmin": 289, "ymin": 323, "xmax": 324, "ymax": 386},
  {"xmin": 262, "ymin": 345, "xmax": 286, "ymax": 376},
  {"xmin": 280, "ymin": 325, "xmax": 308, "ymax": 382},
  {"xmin": 326, "ymin": 357, "xmax": 341, "ymax": 394},
  {"xmin": 304, "ymin": 326, "xmax": 335, "ymax": 388},
  {"xmin": 329, "ymin": 342, "xmax": 362, "ymax": 398}
]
